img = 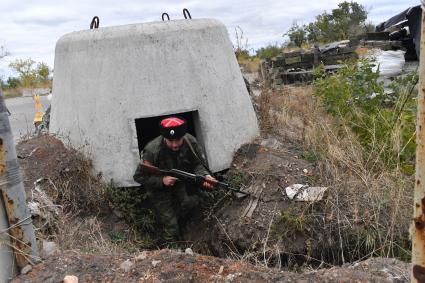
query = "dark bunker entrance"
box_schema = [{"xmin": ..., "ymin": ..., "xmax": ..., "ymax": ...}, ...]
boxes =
[{"xmin": 135, "ymin": 111, "xmax": 201, "ymax": 153}]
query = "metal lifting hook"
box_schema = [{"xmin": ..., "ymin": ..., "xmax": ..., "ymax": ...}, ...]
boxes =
[
  {"xmin": 162, "ymin": 13, "xmax": 170, "ymax": 21},
  {"xmin": 183, "ymin": 8, "xmax": 192, "ymax": 19},
  {"xmin": 90, "ymin": 16, "xmax": 99, "ymax": 29}
]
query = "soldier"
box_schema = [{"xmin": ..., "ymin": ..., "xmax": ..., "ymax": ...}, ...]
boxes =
[{"xmin": 133, "ymin": 117, "xmax": 216, "ymax": 243}]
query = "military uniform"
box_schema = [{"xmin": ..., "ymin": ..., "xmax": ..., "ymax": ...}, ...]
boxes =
[{"xmin": 133, "ymin": 133, "xmax": 209, "ymax": 242}]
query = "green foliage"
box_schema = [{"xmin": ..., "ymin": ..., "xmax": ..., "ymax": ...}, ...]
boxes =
[
  {"xmin": 314, "ymin": 58, "xmax": 418, "ymax": 169},
  {"xmin": 284, "ymin": 24, "xmax": 307, "ymax": 47},
  {"xmin": 8, "ymin": 58, "xmax": 51, "ymax": 87},
  {"xmin": 271, "ymin": 207, "xmax": 313, "ymax": 247},
  {"xmin": 106, "ymin": 186, "xmax": 156, "ymax": 235},
  {"xmin": 36, "ymin": 62, "xmax": 50, "ymax": 82},
  {"xmin": 255, "ymin": 44, "xmax": 282, "ymax": 59},
  {"xmin": 0, "ymin": 77, "xmax": 5, "ymax": 89},
  {"xmin": 301, "ymin": 148, "xmax": 322, "ymax": 162},
  {"xmin": 109, "ymin": 230, "xmax": 128, "ymax": 244},
  {"xmin": 6, "ymin": 77, "xmax": 20, "ymax": 89},
  {"xmin": 225, "ymin": 169, "xmax": 250, "ymax": 189},
  {"xmin": 287, "ymin": 1, "xmax": 369, "ymax": 44},
  {"xmin": 9, "ymin": 58, "xmax": 36, "ymax": 87}
]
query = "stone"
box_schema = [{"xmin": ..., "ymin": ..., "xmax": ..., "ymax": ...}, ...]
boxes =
[
  {"xmin": 184, "ymin": 248, "xmax": 194, "ymax": 256},
  {"xmin": 218, "ymin": 266, "xmax": 224, "ymax": 275},
  {"xmin": 152, "ymin": 260, "xmax": 161, "ymax": 267},
  {"xmin": 119, "ymin": 259, "xmax": 133, "ymax": 272},
  {"xmin": 41, "ymin": 240, "xmax": 57, "ymax": 258},
  {"xmin": 225, "ymin": 274, "xmax": 236, "ymax": 282},
  {"xmin": 20, "ymin": 264, "xmax": 32, "ymax": 275},
  {"xmin": 135, "ymin": 251, "xmax": 147, "ymax": 261},
  {"xmin": 63, "ymin": 275, "xmax": 79, "ymax": 283}
]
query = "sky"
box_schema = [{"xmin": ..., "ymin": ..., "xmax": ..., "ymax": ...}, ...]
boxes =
[{"xmin": 0, "ymin": 0, "xmax": 420, "ymax": 78}]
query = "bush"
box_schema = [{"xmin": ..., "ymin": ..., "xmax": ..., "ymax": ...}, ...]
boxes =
[
  {"xmin": 256, "ymin": 44, "xmax": 282, "ymax": 59},
  {"xmin": 313, "ymin": 59, "xmax": 418, "ymax": 170}
]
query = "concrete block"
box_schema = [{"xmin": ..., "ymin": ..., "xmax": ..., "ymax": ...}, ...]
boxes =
[{"xmin": 50, "ymin": 19, "xmax": 259, "ymax": 186}]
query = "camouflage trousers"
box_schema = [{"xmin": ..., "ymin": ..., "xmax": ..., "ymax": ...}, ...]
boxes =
[{"xmin": 148, "ymin": 181, "xmax": 206, "ymax": 243}]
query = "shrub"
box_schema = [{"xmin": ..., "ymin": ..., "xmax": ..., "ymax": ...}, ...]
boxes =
[{"xmin": 313, "ymin": 59, "xmax": 418, "ymax": 170}]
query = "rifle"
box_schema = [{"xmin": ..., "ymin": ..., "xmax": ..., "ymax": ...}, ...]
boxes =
[{"xmin": 140, "ymin": 163, "xmax": 250, "ymax": 196}]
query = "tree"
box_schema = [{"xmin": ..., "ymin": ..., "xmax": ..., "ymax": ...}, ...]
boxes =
[
  {"xmin": 9, "ymin": 58, "xmax": 36, "ymax": 87},
  {"xmin": 286, "ymin": 1, "xmax": 369, "ymax": 44},
  {"xmin": 284, "ymin": 24, "xmax": 307, "ymax": 47},
  {"xmin": 6, "ymin": 77, "xmax": 20, "ymax": 89},
  {"xmin": 36, "ymin": 62, "xmax": 50, "ymax": 82}
]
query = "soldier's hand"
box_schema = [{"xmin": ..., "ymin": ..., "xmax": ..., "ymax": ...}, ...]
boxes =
[
  {"xmin": 202, "ymin": 175, "xmax": 217, "ymax": 189},
  {"xmin": 163, "ymin": 176, "xmax": 178, "ymax": 186}
]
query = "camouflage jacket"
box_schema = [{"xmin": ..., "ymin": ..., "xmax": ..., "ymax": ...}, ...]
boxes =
[{"xmin": 133, "ymin": 134, "xmax": 209, "ymax": 190}]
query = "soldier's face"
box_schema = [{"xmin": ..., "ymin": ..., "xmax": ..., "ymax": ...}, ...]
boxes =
[{"xmin": 164, "ymin": 137, "xmax": 184, "ymax": 151}]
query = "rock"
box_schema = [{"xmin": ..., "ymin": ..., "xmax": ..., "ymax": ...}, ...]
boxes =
[
  {"xmin": 260, "ymin": 138, "xmax": 283, "ymax": 150},
  {"xmin": 135, "ymin": 251, "xmax": 147, "ymax": 261},
  {"xmin": 41, "ymin": 240, "xmax": 57, "ymax": 258},
  {"xmin": 63, "ymin": 275, "xmax": 78, "ymax": 283},
  {"xmin": 218, "ymin": 266, "xmax": 224, "ymax": 275},
  {"xmin": 120, "ymin": 259, "xmax": 133, "ymax": 272},
  {"xmin": 225, "ymin": 274, "xmax": 236, "ymax": 282},
  {"xmin": 185, "ymin": 248, "xmax": 194, "ymax": 255},
  {"xmin": 152, "ymin": 260, "xmax": 161, "ymax": 267},
  {"xmin": 20, "ymin": 264, "xmax": 32, "ymax": 275}
]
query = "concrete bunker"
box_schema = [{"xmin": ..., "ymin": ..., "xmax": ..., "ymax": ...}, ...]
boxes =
[{"xmin": 50, "ymin": 18, "xmax": 259, "ymax": 186}]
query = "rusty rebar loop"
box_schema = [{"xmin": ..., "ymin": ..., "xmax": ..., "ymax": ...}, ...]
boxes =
[
  {"xmin": 0, "ymin": 215, "xmax": 32, "ymax": 234},
  {"xmin": 183, "ymin": 8, "xmax": 192, "ymax": 19},
  {"xmin": 162, "ymin": 13, "xmax": 170, "ymax": 21},
  {"xmin": 90, "ymin": 16, "xmax": 100, "ymax": 29}
]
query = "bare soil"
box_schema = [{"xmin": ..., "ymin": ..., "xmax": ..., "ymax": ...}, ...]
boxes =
[{"xmin": 12, "ymin": 250, "xmax": 409, "ymax": 282}]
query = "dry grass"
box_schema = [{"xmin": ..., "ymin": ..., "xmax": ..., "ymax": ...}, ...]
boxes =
[
  {"xmin": 257, "ymin": 85, "xmax": 413, "ymax": 263},
  {"xmin": 237, "ymin": 57, "xmax": 261, "ymax": 73},
  {"xmin": 19, "ymin": 135, "xmax": 144, "ymax": 254}
]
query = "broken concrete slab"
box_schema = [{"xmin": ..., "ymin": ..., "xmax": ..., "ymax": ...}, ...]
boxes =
[{"xmin": 285, "ymin": 184, "xmax": 328, "ymax": 201}]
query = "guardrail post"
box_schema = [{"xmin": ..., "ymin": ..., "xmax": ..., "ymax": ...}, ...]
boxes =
[
  {"xmin": 413, "ymin": 4, "xmax": 425, "ymax": 283},
  {"xmin": 0, "ymin": 91, "xmax": 39, "ymax": 276}
]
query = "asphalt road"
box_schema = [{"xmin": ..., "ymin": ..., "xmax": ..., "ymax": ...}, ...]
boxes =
[{"xmin": 5, "ymin": 96, "xmax": 50, "ymax": 142}]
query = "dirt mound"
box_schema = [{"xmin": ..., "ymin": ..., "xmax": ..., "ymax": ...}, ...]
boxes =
[
  {"xmin": 15, "ymin": 134, "xmax": 131, "ymax": 253},
  {"xmin": 17, "ymin": 134, "xmax": 106, "ymax": 213},
  {"xmin": 11, "ymin": 250, "xmax": 409, "ymax": 283},
  {"xmin": 208, "ymin": 137, "xmax": 320, "ymax": 261}
]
